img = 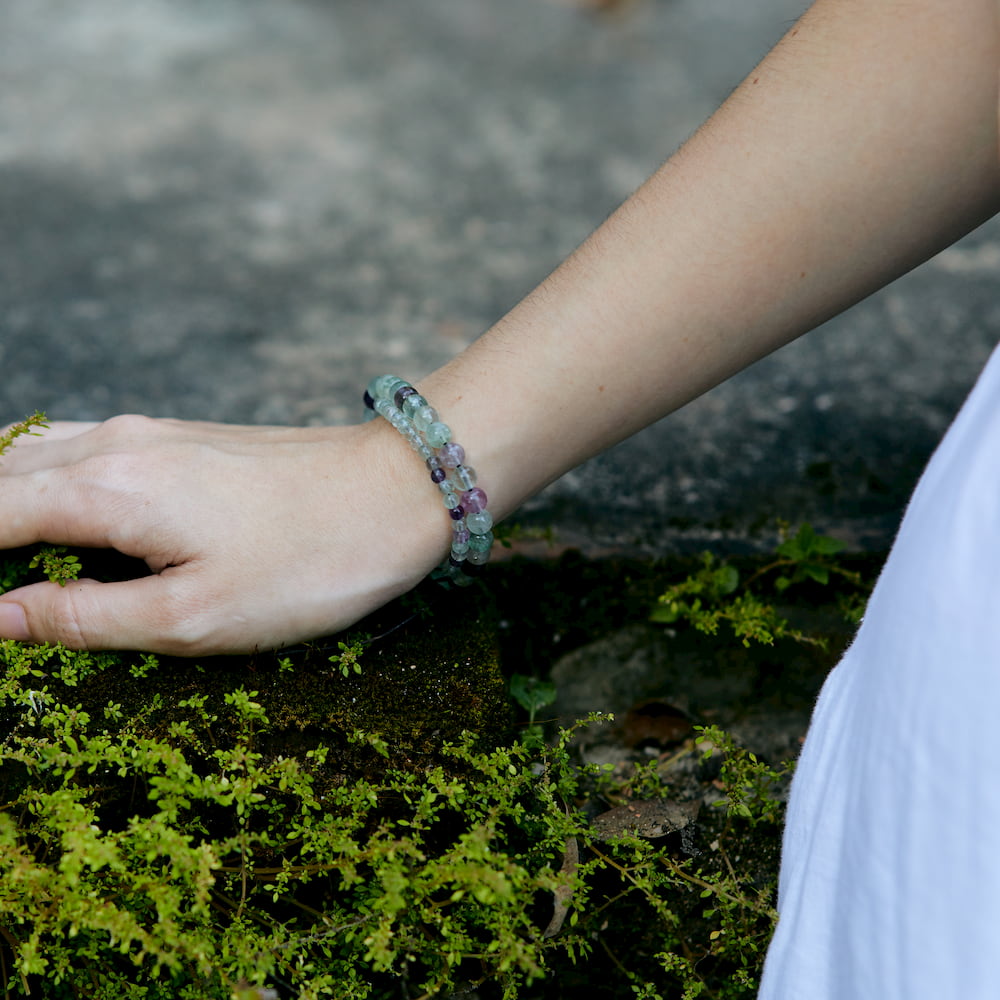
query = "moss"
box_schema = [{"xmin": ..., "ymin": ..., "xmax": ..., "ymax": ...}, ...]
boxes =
[{"xmin": 58, "ymin": 584, "xmax": 510, "ymax": 785}]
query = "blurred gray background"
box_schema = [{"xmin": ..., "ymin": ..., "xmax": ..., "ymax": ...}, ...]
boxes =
[{"xmin": 2, "ymin": 0, "xmax": 998, "ymax": 554}]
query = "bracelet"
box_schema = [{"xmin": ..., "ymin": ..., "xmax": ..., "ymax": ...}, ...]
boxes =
[{"xmin": 363, "ymin": 375, "xmax": 493, "ymax": 585}]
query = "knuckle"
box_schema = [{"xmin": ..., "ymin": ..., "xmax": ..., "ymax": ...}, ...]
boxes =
[
  {"xmin": 95, "ymin": 413, "xmax": 160, "ymax": 442},
  {"xmin": 40, "ymin": 586, "xmax": 91, "ymax": 650}
]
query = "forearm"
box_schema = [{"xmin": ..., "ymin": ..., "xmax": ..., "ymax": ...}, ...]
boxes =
[{"xmin": 418, "ymin": 0, "xmax": 1000, "ymax": 522}]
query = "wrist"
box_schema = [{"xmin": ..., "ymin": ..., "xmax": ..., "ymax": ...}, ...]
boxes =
[{"xmin": 364, "ymin": 375, "xmax": 497, "ymax": 584}]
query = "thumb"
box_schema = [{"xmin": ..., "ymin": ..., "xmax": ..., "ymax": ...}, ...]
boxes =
[{"xmin": 0, "ymin": 575, "xmax": 215, "ymax": 654}]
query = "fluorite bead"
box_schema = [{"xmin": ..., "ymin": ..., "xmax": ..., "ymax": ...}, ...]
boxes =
[
  {"xmin": 413, "ymin": 405, "xmax": 437, "ymax": 432},
  {"xmin": 468, "ymin": 530, "xmax": 493, "ymax": 552},
  {"xmin": 461, "ymin": 487, "xmax": 487, "ymax": 513},
  {"xmin": 370, "ymin": 374, "xmax": 406, "ymax": 401},
  {"xmin": 453, "ymin": 465, "xmax": 477, "ymax": 490},
  {"xmin": 438, "ymin": 442, "xmax": 465, "ymax": 468},
  {"xmin": 466, "ymin": 547, "xmax": 490, "ymax": 566},
  {"xmin": 430, "ymin": 467, "xmax": 447, "ymax": 484},
  {"xmin": 451, "ymin": 538, "xmax": 470, "ymax": 556},
  {"xmin": 425, "ymin": 421, "xmax": 451, "ymax": 448},
  {"xmin": 441, "ymin": 489, "xmax": 461, "ymax": 509},
  {"xmin": 394, "ymin": 385, "xmax": 418, "ymax": 408},
  {"xmin": 448, "ymin": 506, "xmax": 465, "ymax": 521},
  {"xmin": 466, "ymin": 511, "xmax": 493, "ymax": 534},
  {"xmin": 401, "ymin": 393, "xmax": 428, "ymax": 418},
  {"xmin": 452, "ymin": 525, "xmax": 471, "ymax": 545}
]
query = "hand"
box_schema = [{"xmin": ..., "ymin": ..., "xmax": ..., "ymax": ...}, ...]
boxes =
[{"xmin": 0, "ymin": 415, "xmax": 450, "ymax": 654}]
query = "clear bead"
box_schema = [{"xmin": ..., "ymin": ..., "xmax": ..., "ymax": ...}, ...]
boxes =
[
  {"xmin": 467, "ymin": 511, "xmax": 493, "ymax": 535},
  {"xmin": 454, "ymin": 465, "xmax": 477, "ymax": 490},
  {"xmin": 466, "ymin": 547, "xmax": 491, "ymax": 566}
]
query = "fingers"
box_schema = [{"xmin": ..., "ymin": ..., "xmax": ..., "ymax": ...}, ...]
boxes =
[
  {"xmin": 0, "ymin": 421, "xmax": 99, "ymax": 464},
  {"xmin": 0, "ymin": 416, "xmax": 158, "ymax": 476},
  {"xmin": 0, "ymin": 575, "xmax": 235, "ymax": 655},
  {"xmin": 0, "ymin": 464, "xmax": 138, "ymax": 552}
]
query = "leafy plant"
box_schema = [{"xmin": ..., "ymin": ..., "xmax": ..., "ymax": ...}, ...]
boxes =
[
  {"xmin": 28, "ymin": 546, "xmax": 83, "ymax": 586},
  {"xmin": 651, "ymin": 523, "xmax": 870, "ymax": 647},
  {"xmin": 0, "ymin": 616, "xmax": 792, "ymax": 999},
  {"xmin": 509, "ymin": 673, "xmax": 557, "ymax": 736},
  {"xmin": 0, "ymin": 416, "xmax": 822, "ymax": 1000},
  {"xmin": 0, "ymin": 412, "xmax": 48, "ymax": 457}
]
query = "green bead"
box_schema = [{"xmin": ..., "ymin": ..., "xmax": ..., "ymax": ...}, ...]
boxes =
[
  {"xmin": 369, "ymin": 374, "xmax": 406, "ymax": 402},
  {"xmin": 425, "ymin": 421, "xmax": 451, "ymax": 448},
  {"xmin": 401, "ymin": 393, "xmax": 429, "ymax": 418},
  {"xmin": 468, "ymin": 531, "xmax": 493, "ymax": 552},
  {"xmin": 413, "ymin": 405, "xmax": 437, "ymax": 432}
]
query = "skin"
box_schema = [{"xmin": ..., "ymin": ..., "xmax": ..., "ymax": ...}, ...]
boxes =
[{"xmin": 1, "ymin": 0, "xmax": 998, "ymax": 654}]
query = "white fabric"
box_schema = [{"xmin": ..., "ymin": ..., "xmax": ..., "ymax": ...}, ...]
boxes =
[{"xmin": 759, "ymin": 343, "xmax": 1000, "ymax": 999}]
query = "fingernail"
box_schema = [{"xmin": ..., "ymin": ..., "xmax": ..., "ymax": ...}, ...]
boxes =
[{"xmin": 0, "ymin": 602, "xmax": 30, "ymax": 641}]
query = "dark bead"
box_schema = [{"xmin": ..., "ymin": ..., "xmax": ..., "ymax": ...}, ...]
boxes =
[
  {"xmin": 430, "ymin": 467, "xmax": 447, "ymax": 484},
  {"xmin": 449, "ymin": 506, "xmax": 465, "ymax": 521},
  {"xmin": 394, "ymin": 385, "xmax": 418, "ymax": 409},
  {"xmin": 448, "ymin": 556, "xmax": 467, "ymax": 569},
  {"xmin": 362, "ymin": 390, "xmax": 375, "ymax": 410}
]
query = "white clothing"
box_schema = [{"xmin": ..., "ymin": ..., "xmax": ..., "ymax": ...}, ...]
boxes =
[{"xmin": 759, "ymin": 343, "xmax": 1000, "ymax": 998}]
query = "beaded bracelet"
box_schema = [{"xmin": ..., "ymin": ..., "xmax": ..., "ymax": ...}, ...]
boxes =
[{"xmin": 364, "ymin": 375, "xmax": 493, "ymax": 586}]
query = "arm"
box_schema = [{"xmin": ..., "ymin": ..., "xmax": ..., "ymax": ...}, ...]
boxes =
[
  {"xmin": 425, "ymin": 0, "xmax": 1000, "ymax": 522},
  {"xmin": 0, "ymin": 0, "xmax": 997, "ymax": 653}
]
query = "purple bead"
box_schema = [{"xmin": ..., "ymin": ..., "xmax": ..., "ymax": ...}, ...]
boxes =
[
  {"xmin": 438, "ymin": 442, "xmax": 465, "ymax": 469},
  {"xmin": 453, "ymin": 525, "xmax": 470, "ymax": 544},
  {"xmin": 430, "ymin": 467, "xmax": 447, "ymax": 484},
  {"xmin": 448, "ymin": 506, "xmax": 465, "ymax": 521},
  {"xmin": 394, "ymin": 385, "xmax": 418, "ymax": 409},
  {"xmin": 362, "ymin": 389, "xmax": 375, "ymax": 410},
  {"xmin": 461, "ymin": 487, "xmax": 487, "ymax": 513}
]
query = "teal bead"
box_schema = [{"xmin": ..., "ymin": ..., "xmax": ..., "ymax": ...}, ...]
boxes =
[
  {"xmin": 425, "ymin": 421, "xmax": 451, "ymax": 448},
  {"xmin": 466, "ymin": 547, "xmax": 490, "ymax": 566},
  {"xmin": 371, "ymin": 374, "xmax": 407, "ymax": 402},
  {"xmin": 367, "ymin": 375, "xmax": 388, "ymax": 400},
  {"xmin": 413, "ymin": 405, "xmax": 437, "ymax": 432},
  {"xmin": 466, "ymin": 511, "xmax": 493, "ymax": 535},
  {"xmin": 401, "ymin": 393, "xmax": 428, "ymax": 418},
  {"xmin": 468, "ymin": 531, "xmax": 493, "ymax": 552}
]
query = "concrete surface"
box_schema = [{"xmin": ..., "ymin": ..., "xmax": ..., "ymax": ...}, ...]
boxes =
[{"xmin": 2, "ymin": 0, "xmax": 998, "ymax": 555}]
